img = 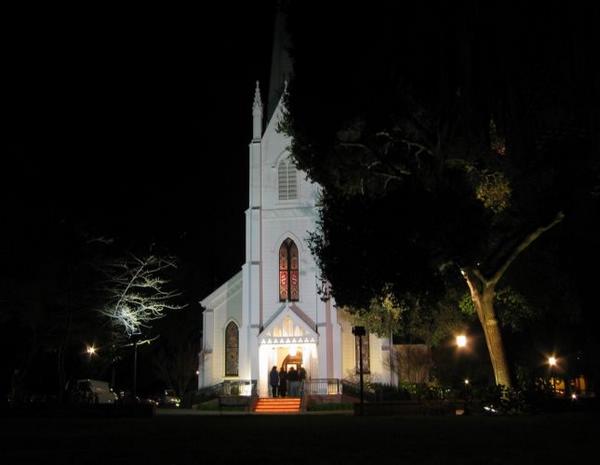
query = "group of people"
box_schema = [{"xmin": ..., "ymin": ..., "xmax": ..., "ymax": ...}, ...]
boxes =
[{"xmin": 269, "ymin": 365, "xmax": 306, "ymax": 397}]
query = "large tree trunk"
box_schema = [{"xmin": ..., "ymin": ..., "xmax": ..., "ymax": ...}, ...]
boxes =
[
  {"xmin": 461, "ymin": 212, "xmax": 565, "ymax": 387},
  {"xmin": 465, "ymin": 276, "xmax": 512, "ymax": 387},
  {"xmin": 462, "ymin": 212, "xmax": 565, "ymax": 387}
]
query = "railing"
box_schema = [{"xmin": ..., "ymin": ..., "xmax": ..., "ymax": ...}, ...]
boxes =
[
  {"xmin": 303, "ymin": 378, "xmax": 341, "ymax": 395},
  {"xmin": 195, "ymin": 379, "xmax": 257, "ymax": 402},
  {"xmin": 340, "ymin": 379, "xmax": 377, "ymax": 401},
  {"xmin": 221, "ymin": 379, "xmax": 257, "ymax": 397}
]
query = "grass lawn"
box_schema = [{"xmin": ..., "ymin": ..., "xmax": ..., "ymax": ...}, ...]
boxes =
[{"xmin": 0, "ymin": 413, "xmax": 597, "ymax": 464}]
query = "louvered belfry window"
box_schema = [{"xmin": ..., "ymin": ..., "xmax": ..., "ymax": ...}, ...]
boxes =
[
  {"xmin": 278, "ymin": 158, "xmax": 298, "ymax": 200},
  {"xmin": 279, "ymin": 239, "xmax": 299, "ymax": 302}
]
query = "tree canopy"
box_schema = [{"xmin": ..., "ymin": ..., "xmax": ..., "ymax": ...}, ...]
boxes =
[{"xmin": 283, "ymin": 2, "xmax": 599, "ymax": 386}]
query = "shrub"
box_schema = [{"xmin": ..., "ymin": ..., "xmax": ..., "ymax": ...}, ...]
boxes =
[{"xmin": 307, "ymin": 402, "xmax": 353, "ymax": 411}]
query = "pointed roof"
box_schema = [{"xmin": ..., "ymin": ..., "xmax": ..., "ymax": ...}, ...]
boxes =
[
  {"xmin": 199, "ymin": 271, "xmax": 242, "ymax": 310},
  {"xmin": 253, "ymin": 80, "xmax": 263, "ymax": 114},
  {"xmin": 260, "ymin": 302, "xmax": 319, "ymax": 344},
  {"xmin": 267, "ymin": 0, "xmax": 292, "ymax": 121}
]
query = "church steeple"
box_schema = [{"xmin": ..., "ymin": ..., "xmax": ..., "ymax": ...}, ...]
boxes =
[
  {"xmin": 267, "ymin": 0, "xmax": 292, "ymax": 121},
  {"xmin": 252, "ymin": 80, "xmax": 263, "ymax": 140}
]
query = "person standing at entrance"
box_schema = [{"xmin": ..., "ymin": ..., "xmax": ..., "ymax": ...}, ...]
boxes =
[
  {"xmin": 288, "ymin": 367, "xmax": 299, "ymax": 397},
  {"xmin": 298, "ymin": 366, "xmax": 307, "ymax": 396},
  {"xmin": 269, "ymin": 366, "xmax": 279, "ymax": 397},
  {"xmin": 278, "ymin": 367, "xmax": 287, "ymax": 397}
]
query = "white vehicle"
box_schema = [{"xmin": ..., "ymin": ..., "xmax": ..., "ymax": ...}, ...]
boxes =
[{"xmin": 75, "ymin": 379, "xmax": 118, "ymax": 404}]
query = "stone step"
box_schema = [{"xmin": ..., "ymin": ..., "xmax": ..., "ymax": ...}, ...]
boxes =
[
  {"xmin": 254, "ymin": 397, "xmax": 301, "ymax": 414},
  {"xmin": 255, "ymin": 397, "xmax": 301, "ymax": 401}
]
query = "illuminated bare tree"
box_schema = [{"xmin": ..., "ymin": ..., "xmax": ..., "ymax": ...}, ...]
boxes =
[{"xmin": 98, "ymin": 254, "xmax": 185, "ymax": 336}]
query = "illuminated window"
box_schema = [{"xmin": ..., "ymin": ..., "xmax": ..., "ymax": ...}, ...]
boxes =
[
  {"xmin": 225, "ymin": 322, "xmax": 239, "ymax": 376},
  {"xmin": 278, "ymin": 158, "xmax": 297, "ymax": 200},
  {"xmin": 279, "ymin": 239, "xmax": 299, "ymax": 301},
  {"xmin": 355, "ymin": 332, "xmax": 370, "ymax": 374}
]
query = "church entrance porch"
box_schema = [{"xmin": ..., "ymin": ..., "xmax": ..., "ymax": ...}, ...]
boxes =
[{"xmin": 258, "ymin": 343, "xmax": 317, "ymax": 397}]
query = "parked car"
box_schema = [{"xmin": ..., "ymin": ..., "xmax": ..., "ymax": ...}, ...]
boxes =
[
  {"xmin": 160, "ymin": 389, "xmax": 181, "ymax": 408},
  {"xmin": 116, "ymin": 390, "xmax": 140, "ymax": 405},
  {"xmin": 72, "ymin": 379, "xmax": 118, "ymax": 404}
]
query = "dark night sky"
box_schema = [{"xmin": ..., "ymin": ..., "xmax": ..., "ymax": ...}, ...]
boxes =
[
  {"xmin": 5, "ymin": 3, "xmax": 278, "ymax": 297},
  {"xmin": 4, "ymin": 3, "xmax": 599, "ymax": 308},
  {"xmin": 3, "ymin": 2, "xmax": 599, "ymax": 397}
]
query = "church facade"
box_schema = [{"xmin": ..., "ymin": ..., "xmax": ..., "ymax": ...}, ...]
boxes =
[{"xmin": 197, "ymin": 82, "xmax": 396, "ymax": 397}]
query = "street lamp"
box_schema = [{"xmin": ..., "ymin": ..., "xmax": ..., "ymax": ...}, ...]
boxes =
[
  {"xmin": 455, "ymin": 335, "xmax": 469, "ymax": 396},
  {"xmin": 352, "ymin": 326, "xmax": 366, "ymax": 416},
  {"xmin": 547, "ymin": 355, "xmax": 558, "ymax": 393},
  {"xmin": 86, "ymin": 345, "xmax": 97, "ymax": 359},
  {"xmin": 122, "ymin": 334, "xmax": 158, "ymax": 399}
]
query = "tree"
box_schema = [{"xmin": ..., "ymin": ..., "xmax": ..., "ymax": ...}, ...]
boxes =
[
  {"xmin": 97, "ymin": 253, "xmax": 186, "ymax": 396},
  {"xmin": 284, "ymin": 3, "xmax": 599, "ymax": 387},
  {"xmin": 347, "ymin": 287, "xmax": 468, "ymax": 348},
  {"xmin": 152, "ymin": 299, "xmax": 201, "ymax": 398},
  {"xmin": 98, "ymin": 254, "xmax": 185, "ymax": 337},
  {"xmin": 153, "ymin": 342, "xmax": 198, "ymax": 397}
]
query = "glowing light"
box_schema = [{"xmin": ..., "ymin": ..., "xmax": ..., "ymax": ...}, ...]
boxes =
[
  {"xmin": 456, "ymin": 335, "xmax": 467, "ymax": 348},
  {"xmin": 86, "ymin": 345, "xmax": 97, "ymax": 356},
  {"xmin": 290, "ymin": 346, "xmax": 297, "ymax": 356},
  {"xmin": 548, "ymin": 356, "xmax": 557, "ymax": 367},
  {"xmin": 571, "ymin": 394, "xmax": 577, "ymax": 400},
  {"xmin": 195, "ymin": 370, "xmax": 200, "ymax": 375},
  {"xmin": 464, "ymin": 379, "xmax": 470, "ymax": 385}
]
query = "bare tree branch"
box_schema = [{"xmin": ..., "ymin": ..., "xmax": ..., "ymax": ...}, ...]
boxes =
[
  {"xmin": 489, "ymin": 211, "xmax": 565, "ymax": 286},
  {"xmin": 98, "ymin": 255, "xmax": 186, "ymax": 336}
]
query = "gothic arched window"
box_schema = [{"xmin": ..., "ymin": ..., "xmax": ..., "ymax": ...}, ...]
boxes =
[
  {"xmin": 279, "ymin": 239, "xmax": 299, "ymax": 301},
  {"xmin": 278, "ymin": 158, "xmax": 297, "ymax": 200},
  {"xmin": 225, "ymin": 322, "xmax": 239, "ymax": 376}
]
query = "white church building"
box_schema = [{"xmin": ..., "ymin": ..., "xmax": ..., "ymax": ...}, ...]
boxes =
[
  {"xmin": 197, "ymin": 82, "xmax": 397, "ymax": 398},
  {"xmin": 197, "ymin": 12, "xmax": 396, "ymax": 398}
]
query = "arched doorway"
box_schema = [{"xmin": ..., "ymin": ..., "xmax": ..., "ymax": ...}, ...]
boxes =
[
  {"xmin": 281, "ymin": 351, "xmax": 303, "ymax": 372},
  {"xmin": 281, "ymin": 351, "xmax": 306, "ymax": 397}
]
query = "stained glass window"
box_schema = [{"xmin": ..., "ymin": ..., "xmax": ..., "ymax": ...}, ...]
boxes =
[
  {"xmin": 289, "ymin": 241, "xmax": 299, "ymax": 301},
  {"xmin": 279, "ymin": 239, "xmax": 299, "ymax": 302},
  {"xmin": 225, "ymin": 322, "xmax": 239, "ymax": 376},
  {"xmin": 279, "ymin": 242, "xmax": 289, "ymax": 301},
  {"xmin": 355, "ymin": 332, "xmax": 370, "ymax": 374}
]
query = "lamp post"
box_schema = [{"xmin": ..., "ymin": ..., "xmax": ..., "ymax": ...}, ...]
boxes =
[
  {"xmin": 455, "ymin": 334, "xmax": 469, "ymax": 398},
  {"xmin": 86, "ymin": 345, "xmax": 97, "ymax": 360},
  {"xmin": 548, "ymin": 355, "xmax": 557, "ymax": 394},
  {"xmin": 133, "ymin": 338, "xmax": 138, "ymax": 398},
  {"xmin": 123, "ymin": 334, "xmax": 158, "ymax": 400},
  {"xmin": 85, "ymin": 345, "xmax": 97, "ymax": 379},
  {"xmin": 352, "ymin": 326, "xmax": 366, "ymax": 416}
]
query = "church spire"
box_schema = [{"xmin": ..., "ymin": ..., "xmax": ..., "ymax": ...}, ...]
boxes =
[
  {"xmin": 252, "ymin": 80, "xmax": 263, "ymax": 140},
  {"xmin": 267, "ymin": 0, "xmax": 292, "ymax": 121}
]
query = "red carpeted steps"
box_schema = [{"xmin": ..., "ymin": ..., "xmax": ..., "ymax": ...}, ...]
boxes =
[{"xmin": 254, "ymin": 397, "xmax": 301, "ymax": 414}]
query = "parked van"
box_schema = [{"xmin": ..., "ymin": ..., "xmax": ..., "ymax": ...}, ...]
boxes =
[{"xmin": 74, "ymin": 379, "xmax": 118, "ymax": 404}]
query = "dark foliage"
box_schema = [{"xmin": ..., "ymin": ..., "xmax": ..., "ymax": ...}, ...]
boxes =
[{"xmin": 283, "ymin": 1, "xmax": 599, "ymax": 386}]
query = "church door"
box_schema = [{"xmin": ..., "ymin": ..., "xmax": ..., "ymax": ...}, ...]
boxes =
[{"xmin": 281, "ymin": 352, "xmax": 303, "ymax": 372}]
